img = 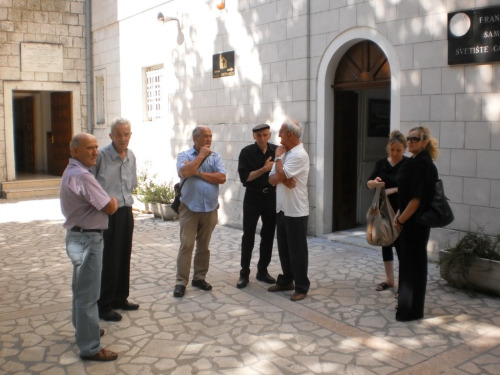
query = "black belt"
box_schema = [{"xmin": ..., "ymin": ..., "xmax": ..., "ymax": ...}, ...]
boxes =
[
  {"xmin": 70, "ymin": 226, "xmax": 104, "ymax": 234},
  {"xmin": 246, "ymin": 187, "xmax": 274, "ymax": 194}
]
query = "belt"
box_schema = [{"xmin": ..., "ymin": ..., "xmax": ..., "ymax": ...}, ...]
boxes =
[
  {"xmin": 70, "ymin": 226, "xmax": 104, "ymax": 234},
  {"xmin": 246, "ymin": 187, "xmax": 274, "ymax": 194}
]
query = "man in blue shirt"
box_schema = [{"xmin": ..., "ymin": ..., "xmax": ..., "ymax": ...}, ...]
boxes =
[{"xmin": 173, "ymin": 126, "xmax": 226, "ymax": 298}]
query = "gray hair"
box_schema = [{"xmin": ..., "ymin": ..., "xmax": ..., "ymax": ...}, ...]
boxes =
[
  {"xmin": 110, "ymin": 117, "xmax": 131, "ymax": 134},
  {"xmin": 282, "ymin": 119, "xmax": 302, "ymax": 139},
  {"xmin": 192, "ymin": 125, "xmax": 209, "ymax": 139}
]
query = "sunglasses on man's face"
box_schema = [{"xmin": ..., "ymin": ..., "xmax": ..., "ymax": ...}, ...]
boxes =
[{"xmin": 407, "ymin": 136, "xmax": 421, "ymax": 143}]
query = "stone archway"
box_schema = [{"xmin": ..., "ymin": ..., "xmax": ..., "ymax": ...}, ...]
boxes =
[{"xmin": 315, "ymin": 27, "xmax": 401, "ymax": 236}]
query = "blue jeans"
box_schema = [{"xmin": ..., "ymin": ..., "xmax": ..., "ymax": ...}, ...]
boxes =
[{"xmin": 66, "ymin": 231, "xmax": 103, "ymax": 357}]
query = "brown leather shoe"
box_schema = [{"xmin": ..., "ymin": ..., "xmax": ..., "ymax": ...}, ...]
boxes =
[
  {"xmin": 290, "ymin": 292, "xmax": 307, "ymax": 302},
  {"xmin": 100, "ymin": 329, "xmax": 105, "ymax": 337},
  {"xmin": 81, "ymin": 348, "xmax": 118, "ymax": 361},
  {"xmin": 267, "ymin": 282, "xmax": 294, "ymax": 292}
]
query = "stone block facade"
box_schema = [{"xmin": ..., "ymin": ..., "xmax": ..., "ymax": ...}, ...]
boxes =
[{"xmin": 0, "ymin": 0, "xmax": 87, "ymax": 181}]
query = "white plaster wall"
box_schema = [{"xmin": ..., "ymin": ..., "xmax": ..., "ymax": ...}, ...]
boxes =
[{"xmin": 93, "ymin": 0, "xmax": 500, "ymax": 243}]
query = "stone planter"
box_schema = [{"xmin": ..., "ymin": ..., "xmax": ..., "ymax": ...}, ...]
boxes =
[
  {"xmin": 132, "ymin": 195, "xmax": 151, "ymax": 214},
  {"xmin": 160, "ymin": 203, "xmax": 178, "ymax": 220},
  {"xmin": 150, "ymin": 202, "xmax": 162, "ymax": 219},
  {"xmin": 439, "ymin": 250, "xmax": 500, "ymax": 296}
]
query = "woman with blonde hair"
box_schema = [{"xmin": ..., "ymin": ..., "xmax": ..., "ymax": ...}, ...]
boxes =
[
  {"xmin": 367, "ymin": 130, "xmax": 408, "ymax": 293},
  {"xmin": 393, "ymin": 126, "xmax": 439, "ymax": 321}
]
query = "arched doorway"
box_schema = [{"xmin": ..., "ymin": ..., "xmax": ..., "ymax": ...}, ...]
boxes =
[
  {"xmin": 315, "ymin": 27, "xmax": 401, "ymax": 236},
  {"xmin": 332, "ymin": 41, "xmax": 391, "ymax": 231}
]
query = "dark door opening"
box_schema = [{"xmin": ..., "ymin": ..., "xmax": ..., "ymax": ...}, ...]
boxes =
[
  {"xmin": 13, "ymin": 97, "xmax": 35, "ymax": 174},
  {"xmin": 333, "ymin": 91, "xmax": 358, "ymax": 231}
]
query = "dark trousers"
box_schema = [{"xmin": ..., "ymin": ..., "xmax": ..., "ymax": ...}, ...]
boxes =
[
  {"xmin": 275, "ymin": 211, "xmax": 310, "ymax": 294},
  {"xmin": 240, "ymin": 190, "xmax": 276, "ymax": 277},
  {"xmin": 98, "ymin": 206, "xmax": 134, "ymax": 312}
]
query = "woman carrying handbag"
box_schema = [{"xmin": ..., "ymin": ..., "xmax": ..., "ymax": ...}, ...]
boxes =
[
  {"xmin": 394, "ymin": 126, "xmax": 439, "ymax": 322},
  {"xmin": 367, "ymin": 130, "xmax": 408, "ymax": 294}
]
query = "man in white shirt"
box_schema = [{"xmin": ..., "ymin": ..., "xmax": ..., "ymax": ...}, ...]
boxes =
[{"xmin": 268, "ymin": 119, "xmax": 310, "ymax": 302}]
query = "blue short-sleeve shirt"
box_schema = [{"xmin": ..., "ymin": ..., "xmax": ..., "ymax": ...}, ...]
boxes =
[{"xmin": 176, "ymin": 147, "xmax": 226, "ymax": 213}]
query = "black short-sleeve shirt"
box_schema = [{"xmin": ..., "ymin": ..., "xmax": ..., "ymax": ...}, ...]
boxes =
[{"xmin": 238, "ymin": 142, "xmax": 277, "ymax": 190}]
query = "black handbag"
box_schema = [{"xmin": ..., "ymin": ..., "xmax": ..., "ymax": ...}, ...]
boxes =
[
  {"xmin": 416, "ymin": 179, "xmax": 454, "ymax": 228},
  {"xmin": 171, "ymin": 155, "xmax": 210, "ymax": 215},
  {"xmin": 170, "ymin": 182, "xmax": 184, "ymax": 214}
]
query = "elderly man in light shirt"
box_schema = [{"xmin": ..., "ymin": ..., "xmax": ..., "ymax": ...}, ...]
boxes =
[
  {"xmin": 60, "ymin": 133, "xmax": 118, "ymax": 361},
  {"xmin": 268, "ymin": 119, "xmax": 310, "ymax": 302},
  {"xmin": 93, "ymin": 118, "xmax": 138, "ymax": 322},
  {"xmin": 173, "ymin": 125, "xmax": 226, "ymax": 298}
]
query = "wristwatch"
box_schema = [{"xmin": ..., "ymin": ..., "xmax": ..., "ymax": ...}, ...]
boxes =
[{"xmin": 275, "ymin": 156, "xmax": 282, "ymax": 161}]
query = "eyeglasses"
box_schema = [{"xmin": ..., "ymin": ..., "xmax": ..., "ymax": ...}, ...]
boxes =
[{"xmin": 407, "ymin": 136, "xmax": 421, "ymax": 143}]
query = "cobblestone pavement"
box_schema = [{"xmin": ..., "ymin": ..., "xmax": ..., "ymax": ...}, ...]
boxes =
[{"xmin": 0, "ymin": 199, "xmax": 499, "ymax": 374}]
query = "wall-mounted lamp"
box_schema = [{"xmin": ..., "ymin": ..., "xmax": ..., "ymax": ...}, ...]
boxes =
[
  {"xmin": 216, "ymin": 0, "xmax": 225, "ymax": 10},
  {"xmin": 157, "ymin": 12, "xmax": 184, "ymax": 45}
]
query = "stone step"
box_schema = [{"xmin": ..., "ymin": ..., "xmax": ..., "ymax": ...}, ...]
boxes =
[
  {"xmin": 1, "ymin": 178, "xmax": 61, "ymax": 190},
  {"xmin": 2, "ymin": 187, "xmax": 60, "ymax": 199}
]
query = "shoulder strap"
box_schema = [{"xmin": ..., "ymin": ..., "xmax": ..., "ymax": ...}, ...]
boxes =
[{"xmin": 178, "ymin": 153, "xmax": 210, "ymax": 193}]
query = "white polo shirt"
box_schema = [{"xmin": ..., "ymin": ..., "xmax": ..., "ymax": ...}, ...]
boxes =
[{"xmin": 270, "ymin": 143, "xmax": 310, "ymax": 217}]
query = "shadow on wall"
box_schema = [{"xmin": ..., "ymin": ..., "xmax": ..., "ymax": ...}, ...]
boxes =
[{"xmin": 162, "ymin": 1, "xmax": 307, "ymax": 226}]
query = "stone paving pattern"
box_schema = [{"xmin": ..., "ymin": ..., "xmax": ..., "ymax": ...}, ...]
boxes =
[{"xmin": 0, "ymin": 201, "xmax": 499, "ymax": 374}]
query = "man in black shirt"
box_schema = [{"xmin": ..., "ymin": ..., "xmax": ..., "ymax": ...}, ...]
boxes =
[{"xmin": 237, "ymin": 124, "xmax": 278, "ymax": 288}]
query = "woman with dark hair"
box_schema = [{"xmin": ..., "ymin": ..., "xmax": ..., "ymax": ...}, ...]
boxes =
[
  {"xmin": 394, "ymin": 126, "xmax": 439, "ymax": 321},
  {"xmin": 367, "ymin": 130, "xmax": 408, "ymax": 293}
]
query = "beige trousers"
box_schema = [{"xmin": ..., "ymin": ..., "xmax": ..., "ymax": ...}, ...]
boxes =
[{"xmin": 176, "ymin": 203, "xmax": 218, "ymax": 286}]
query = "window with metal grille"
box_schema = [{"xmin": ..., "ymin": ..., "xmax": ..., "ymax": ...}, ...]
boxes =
[{"xmin": 145, "ymin": 65, "xmax": 164, "ymax": 121}]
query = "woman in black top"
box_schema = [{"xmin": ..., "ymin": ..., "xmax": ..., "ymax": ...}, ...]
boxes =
[
  {"xmin": 394, "ymin": 126, "xmax": 438, "ymax": 321},
  {"xmin": 367, "ymin": 130, "xmax": 408, "ymax": 292}
]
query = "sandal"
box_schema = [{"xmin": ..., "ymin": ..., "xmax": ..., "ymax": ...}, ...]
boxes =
[{"xmin": 376, "ymin": 282, "xmax": 392, "ymax": 291}]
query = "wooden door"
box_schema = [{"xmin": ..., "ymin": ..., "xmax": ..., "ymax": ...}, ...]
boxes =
[
  {"xmin": 13, "ymin": 97, "xmax": 35, "ymax": 173},
  {"xmin": 333, "ymin": 91, "xmax": 358, "ymax": 231},
  {"xmin": 50, "ymin": 92, "xmax": 72, "ymax": 176}
]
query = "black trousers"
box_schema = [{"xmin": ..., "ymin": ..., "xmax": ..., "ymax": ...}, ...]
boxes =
[
  {"xmin": 275, "ymin": 211, "xmax": 310, "ymax": 294},
  {"xmin": 98, "ymin": 206, "xmax": 134, "ymax": 312},
  {"xmin": 240, "ymin": 190, "xmax": 276, "ymax": 277}
]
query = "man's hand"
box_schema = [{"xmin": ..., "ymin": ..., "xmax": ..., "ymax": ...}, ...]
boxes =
[
  {"xmin": 199, "ymin": 145, "xmax": 212, "ymax": 159},
  {"xmin": 263, "ymin": 156, "xmax": 274, "ymax": 172},
  {"xmin": 103, "ymin": 197, "xmax": 119, "ymax": 215},
  {"xmin": 283, "ymin": 177, "xmax": 296, "ymax": 189},
  {"xmin": 275, "ymin": 145, "xmax": 286, "ymax": 157}
]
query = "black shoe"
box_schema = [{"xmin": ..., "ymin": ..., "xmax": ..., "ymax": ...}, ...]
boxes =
[
  {"xmin": 112, "ymin": 300, "xmax": 139, "ymax": 311},
  {"xmin": 99, "ymin": 309, "xmax": 122, "ymax": 322},
  {"xmin": 256, "ymin": 271, "xmax": 276, "ymax": 284},
  {"xmin": 191, "ymin": 279, "xmax": 212, "ymax": 291},
  {"xmin": 236, "ymin": 276, "xmax": 249, "ymax": 289},
  {"xmin": 173, "ymin": 285, "xmax": 186, "ymax": 298}
]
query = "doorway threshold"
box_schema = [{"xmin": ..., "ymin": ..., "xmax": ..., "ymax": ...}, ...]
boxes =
[{"xmin": 320, "ymin": 227, "xmax": 379, "ymax": 251}]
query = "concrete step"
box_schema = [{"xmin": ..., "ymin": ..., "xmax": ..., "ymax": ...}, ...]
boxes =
[
  {"xmin": 2, "ymin": 179, "xmax": 61, "ymax": 190},
  {"xmin": 2, "ymin": 187, "xmax": 60, "ymax": 199}
]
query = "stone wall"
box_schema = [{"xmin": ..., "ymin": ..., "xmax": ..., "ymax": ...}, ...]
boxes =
[{"xmin": 0, "ymin": 0, "xmax": 88, "ymax": 181}]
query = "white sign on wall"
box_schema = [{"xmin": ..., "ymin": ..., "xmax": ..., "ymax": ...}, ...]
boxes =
[{"xmin": 21, "ymin": 43, "xmax": 63, "ymax": 73}]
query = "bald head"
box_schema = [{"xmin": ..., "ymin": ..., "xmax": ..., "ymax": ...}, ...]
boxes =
[{"xmin": 70, "ymin": 133, "xmax": 99, "ymax": 167}]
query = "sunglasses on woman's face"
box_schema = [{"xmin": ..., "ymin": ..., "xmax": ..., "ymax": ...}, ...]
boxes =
[{"xmin": 407, "ymin": 136, "xmax": 421, "ymax": 143}]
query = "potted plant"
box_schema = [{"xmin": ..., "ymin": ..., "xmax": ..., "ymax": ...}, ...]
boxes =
[
  {"xmin": 143, "ymin": 179, "xmax": 177, "ymax": 221},
  {"xmin": 439, "ymin": 229, "xmax": 500, "ymax": 296},
  {"xmin": 156, "ymin": 180, "xmax": 177, "ymax": 221},
  {"xmin": 132, "ymin": 161, "xmax": 155, "ymax": 214}
]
